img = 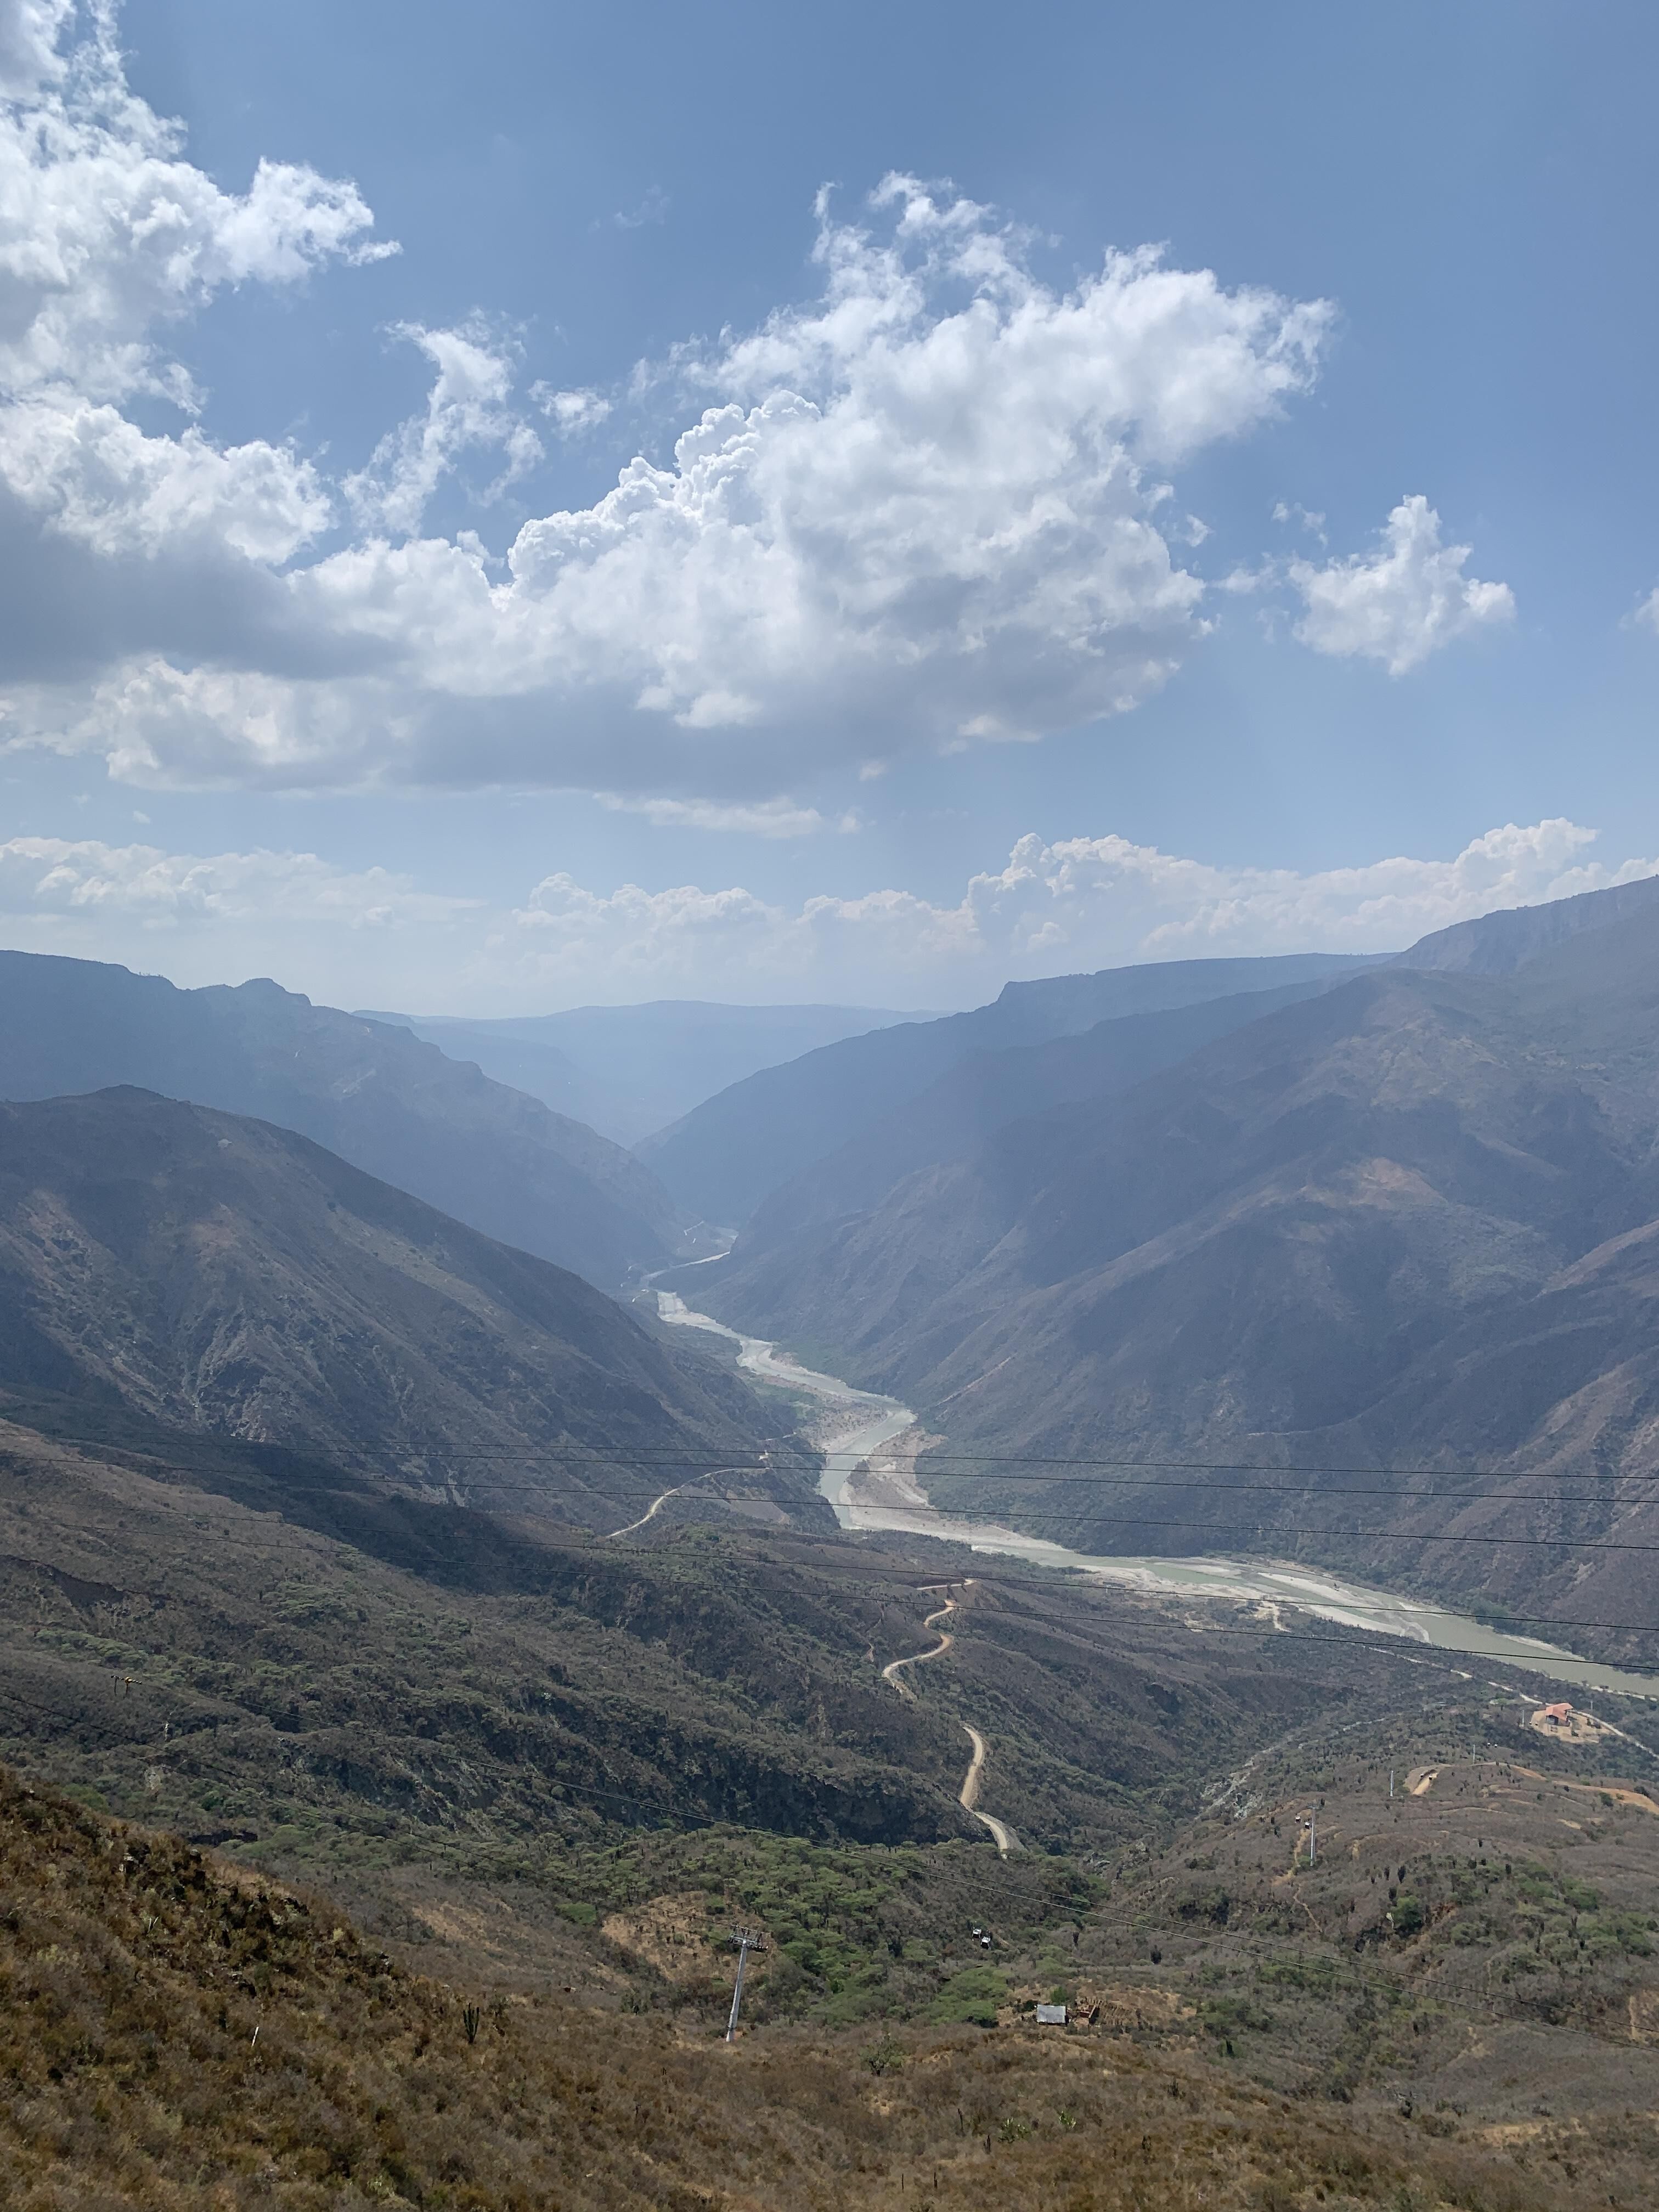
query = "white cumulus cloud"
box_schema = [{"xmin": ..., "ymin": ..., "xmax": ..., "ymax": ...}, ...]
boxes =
[
  {"xmin": 0, "ymin": 13, "xmax": 1336, "ymax": 794},
  {"xmin": 347, "ymin": 319, "xmax": 541, "ymax": 537},
  {"xmin": 0, "ymin": 397, "xmax": 330, "ymax": 560},
  {"xmin": 0, "ymin": 0, "xmax": 394, "ymax": 692},
  {"xmin": 0, "ymin": 1, "xmax": 71, "ymax": 97},
  {"xmin": 1290, "ymin": 495, "xmax": 1514, "ymax": 675},
  {"xmin": 0, "ymin": 834, "xmax": 476, "ymax": 927},
  {"xmin": 3, "ymin": 816, "xmax": 1648, "ymax": 1009},
  {"xmin": 276, "ymin": 185, "xmax": 1325, "ymax": 791},
  {"xmin": 594, "ymin": 793, "xmax": 854, "ymax": 838},
  {"xmin": 0, "ymin": 3, "xmax": 388, "ymax": 409},
  {"xmin": 533, "ymin": 383, "xmax": 611, "ymax": 436},
  {"xmin": 946, "ymin": 818, "xmax": 1640, "ymax": 964},
  {"xmin": 503, "ymin": 817, "xmax": 1646, "ymax": 1002}
]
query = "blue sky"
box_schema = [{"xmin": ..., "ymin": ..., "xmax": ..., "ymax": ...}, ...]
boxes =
[{"xmin": 2, "ymin": 0, "xmax": 1657, "ymax": 1009}]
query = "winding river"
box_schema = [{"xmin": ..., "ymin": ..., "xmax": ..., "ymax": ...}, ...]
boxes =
[{"xmin": 655, "ymin": 1291, "xmax": 1659, "ymax": 1701}]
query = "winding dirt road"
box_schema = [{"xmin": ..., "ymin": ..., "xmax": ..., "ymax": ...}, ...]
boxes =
[
  {"xmin": 881, "ymin": 1593, "xmax": 956, "ymax": 1696},
  {"xmin": 957, "ymin": 1724, "xmax": 1020, "ymax": 1855},
  {"xmin": 882, "ymin": 1587, "xmax": 1021, "ymax": 1855},
  {"xmin": 606, "ymin": 1469, "xmax": 734, "ymax": 1539}
]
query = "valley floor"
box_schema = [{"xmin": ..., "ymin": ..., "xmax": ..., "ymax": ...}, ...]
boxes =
[{"xmin": 656, "ymin": 1287, "xmax": 1659, "ymax": 1699}]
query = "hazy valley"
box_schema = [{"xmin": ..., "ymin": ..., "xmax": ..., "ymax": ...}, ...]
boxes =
[
  {"xmin": 9, "ymin": 884, "xmax": 1659, "ymax": 2207},
  {"xmin": 690, "ymin": 876, "xmax": 1659, "ymax": 1653},
  {"xmin": 0, "ymin": 954, "xmax": 691, "ymax": 1291}
]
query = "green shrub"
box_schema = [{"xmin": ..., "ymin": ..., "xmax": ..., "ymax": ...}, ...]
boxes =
[{"xmin": 926, "ymin": 1966, "xmax": 1008, "ymax": 2026}]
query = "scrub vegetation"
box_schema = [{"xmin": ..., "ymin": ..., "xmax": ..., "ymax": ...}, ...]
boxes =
[{"xmin": 9, "ymin": 1763, "xmax": 1659, "ymax": 2212}]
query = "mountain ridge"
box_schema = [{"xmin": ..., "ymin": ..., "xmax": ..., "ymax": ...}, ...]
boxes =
[
  {"xmin": 0, "ymin": 950, "xmax": 685, "ymax": 1288},
  {"xmin": 685, "ymin": 884, "xmax": 1659, "ymax": 1647},
  {"xmin": 0, "ymin": 1085, "xmax": 809, "ymax": 1531},
  {"xmin": 360, "ymin": 998, "xmax": 935, "ymax": 1146},
  {"xmin": 639, "ymin": 950, "xmax": 1376, "ymax": 1227},
  {"xmin": 733, "ymin": 975, "xmax": 1340, "ymax": 1260},
  {"xmin": 1388, "ymin": 867, "xmax": 1659, "ymax": 974}
]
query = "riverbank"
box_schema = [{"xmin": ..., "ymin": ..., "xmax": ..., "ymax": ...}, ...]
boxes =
[{"xmin": 654, "ymin": 1290, "xmax": 1659, "ymax": 1700}]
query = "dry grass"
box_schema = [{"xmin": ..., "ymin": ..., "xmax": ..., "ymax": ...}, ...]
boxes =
[{"xmin": 2, "ymin": 1767, "xmax": 1649, "ymax": 2211}]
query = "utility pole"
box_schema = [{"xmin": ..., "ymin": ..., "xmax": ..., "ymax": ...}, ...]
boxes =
[
  {"xmin": 725, "ymin": 1929, "xmax": 765, "ymax": 2042},
  {"xmin": 1307, "ymin": 1809, "xmax": 1316, "ymax": 1866}
]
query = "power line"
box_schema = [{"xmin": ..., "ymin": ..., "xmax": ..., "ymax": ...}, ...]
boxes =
[
  {"xmin": 381, "ymin": 1444, "xmax": 1659, "ymax": 1488},
  {"xmin": 396, "ymin": 1465, "xmax": 1659, "ymax": 1510},
  {"xmin": 179, "ymin": 1452, "xmax": 1659, "ymax": 1510},
  {"xmin": 360, "ymin": 1453, "xmax": 1659, "ymax": 1493},
  {"xmin": 455, "ymin": 1493, "xmax": 1659, "ymax": 1647},
  {"xmin": 792, "ymin": 1563, "xmax": 1659, "ymax": 1644},
  {"xmin": 29, "ymin": 1420, "xmax": 1656, "ymax": 1489},
  {"xmin": 282, "ymin": 1457, "xmax": 1659, "ymax": 1511},
  {"xmin": 619, "ymin": 1530, "xmax": 1659, "ymax": 1643},
  {"xmin": 893, "ymin": 1468, "xmax": 1659, "ymax": 1502},
  {"xmin": 444, "ymin": 1486, "xmax": 1659, "ymax": 1556},
  {"xmin": 25, "ymin": 1427, "xmax": 1659, "ymax": 1650},
  {"xmin": 832, "ymin": 1450, "xmax": 1659, "ymax": 1483},
  {"xmin": 29, "ymin": 1430, "xmax": 1659, "ymax": 1604},
  {"xmin": 30, "ymin": 1423, "xmax": 1659, "ymax": 1502},
  {"xmin": 831, "ymin": 1512, "xmax": 1659, "ymax": 1553}
]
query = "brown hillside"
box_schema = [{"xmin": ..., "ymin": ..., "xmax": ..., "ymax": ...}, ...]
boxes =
[
  {"xmin": 0, "ymin": 1088, "xmax": 812, "ymax": 1530},
  {"xmin": 1, "ymin": 1764, "xmax": 1641, "ymax": 2212},
  {"xmin": 697, "ymin": 896, "xmax": 1659, "ymax": 1642},
  {"xmin": 0, "ymin": 950, "xmax": 687, "ymax": 1291}
]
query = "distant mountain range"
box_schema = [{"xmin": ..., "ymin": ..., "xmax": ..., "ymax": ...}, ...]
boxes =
[
  {"xmin": 640, "ymin": 952, "xmax": 1376, "ymax": 1227},
  {"xmin": 0, "ymin": 1087, "xmax": 809, "ymax": 1531},
  {"xmin": 684, "ymin": 874, "xmax": 1659, "ymax": 1647},
  {"xmin": 16, "ymin": 876, "xmax": 1659, "ymax": 1637},
  {"xmin": 733, "ymin": 977, "xmax": 1344, "ymax": 1259},
  {"xmin": 0, "ymin": 953, "xmax": 685, "ymax": 1289},
  {"xmin": 358, "ymin": 1000, "xmax": 933, "ymax": 1148},
  {"xmin": 1382, "ymin": 872, "xmax": 1659, "ymax": 974}
]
